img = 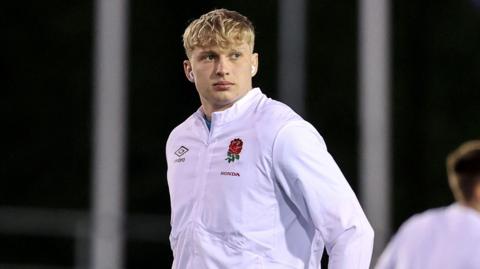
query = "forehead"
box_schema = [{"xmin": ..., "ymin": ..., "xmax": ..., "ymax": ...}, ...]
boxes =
[{"xmin": 192, "ymin": 42, "xmax": 251, "ymax": 55}]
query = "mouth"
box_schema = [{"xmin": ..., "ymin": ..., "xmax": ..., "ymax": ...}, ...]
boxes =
[{"xmin": 213, "ymin": 81, "xmax": 234, "ymax": 90}]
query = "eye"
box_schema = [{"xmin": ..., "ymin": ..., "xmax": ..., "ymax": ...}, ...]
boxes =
[
  {"xmin": 201, "ymin": 53, "xmax": 216, "ymax": 61},
  {"xmin": 206, "ymin": 54, "xmax": 215, "ymax": 60},
  {"xmin": 230, "ymin": 52, "xmax": 242, "ymax": 59}
]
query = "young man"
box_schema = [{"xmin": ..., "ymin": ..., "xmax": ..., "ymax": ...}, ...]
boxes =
[
  {"xmin": 166, "ymin": 9, "xmax": 374, "ymax": 269},
  {"xmin": 375, "ymin": 140, "xmax": 480, "ymax": 269}
]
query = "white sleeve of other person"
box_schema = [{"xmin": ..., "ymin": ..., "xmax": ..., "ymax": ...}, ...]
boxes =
[
  {"xmin": 375, "ymin": 204, "xmax": 480, "ymax": 269},
  {"xmin": 272, "ymin": 121, "xmax": 374, "ymax": 269}
]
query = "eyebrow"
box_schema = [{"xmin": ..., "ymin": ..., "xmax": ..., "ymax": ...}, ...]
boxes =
[
  {"xmin": 195, "ymin": 47, "xmax": 247, "ymax": 60},
  {"xmin": 198, "ymin": 50, "xmax": 218, "ymax": 55}
]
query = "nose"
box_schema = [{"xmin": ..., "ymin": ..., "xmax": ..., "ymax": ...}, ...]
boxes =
[{"xmin": 215, "ymin": 56, "xmax": 230, "ymax": 76}]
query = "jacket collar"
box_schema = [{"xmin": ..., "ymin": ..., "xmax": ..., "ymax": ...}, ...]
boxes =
[{"xmin": 194, "ymin": 87, "xmax": 263, "ymax": 126}]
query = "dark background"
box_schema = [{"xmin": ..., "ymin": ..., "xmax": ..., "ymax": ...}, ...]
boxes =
[{"xmin": 2, "ymin": 0, "xmax": 479, "ymax": 268}]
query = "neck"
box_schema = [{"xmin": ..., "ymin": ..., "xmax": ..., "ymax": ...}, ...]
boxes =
[
  {"xmin": 201, "ymin": 103, "xmax": 234, "ymax": 121},
  {"xmin": 200, "ymin": 87, "xmax": 254, "ymax": 120},
  {"xmin": 460, "ymin": 200, "xmax": 480, "ymax": 213},
  {"xmin": 470, "ymin": 183, "xmax": 480, "ymax": 213},
  {"xmin": 471, "ymin": 201, "xmax": 480, "ymax": 213}
]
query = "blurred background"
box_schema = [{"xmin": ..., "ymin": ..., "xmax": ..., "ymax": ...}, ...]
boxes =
[{"xmin": 2, "ymin": 0, "xmax": 479, "ymax": 268}]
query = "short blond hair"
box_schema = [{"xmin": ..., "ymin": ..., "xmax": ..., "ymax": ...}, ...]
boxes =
[
  {"xmin": 182, "ymin": 9, "xmax": 255, "ymax": 58},
  {"xmin": 447, "ymin": 140, "xmax": 480, "ymax": 203}
]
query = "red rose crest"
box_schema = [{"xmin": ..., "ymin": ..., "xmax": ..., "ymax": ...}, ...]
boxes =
[{"xmin": 225, "ymin": 138, "xmax": 243, "ymax": 163}]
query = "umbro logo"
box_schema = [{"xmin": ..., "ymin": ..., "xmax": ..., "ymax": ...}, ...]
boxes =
[
  {"xmin": 175, "ymin": 146, "xmax": 189, "ymax": 157},
  {"xmin": 174, "ymin": 146, "xmax": 188, "ymax": 163}
]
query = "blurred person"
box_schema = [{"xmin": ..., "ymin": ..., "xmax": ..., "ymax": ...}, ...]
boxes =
[
  {"xmin": 166, "ymin": 8, "xmax": 373, "ymax": 269},
  {"xmin": 375, "ymin": 140, "xmax": 480, "ymax": 269}
]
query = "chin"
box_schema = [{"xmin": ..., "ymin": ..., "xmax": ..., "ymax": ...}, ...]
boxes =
[
  {"xmin": 213, "ymin": 92, "xmax": 236, "ymax": 102},
  {"xmin": 214, "ymin": 99, "xmax": 235, "ymax": 108},
  {"xmin": 211, "ymin": 97, "xmax": 237, "ymax": 109}
]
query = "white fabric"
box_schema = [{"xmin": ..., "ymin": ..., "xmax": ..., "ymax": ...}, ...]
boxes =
[
  {"xmin": 166, "ymin": 88, "xmax": 374, "ymax": 269},
  {"xmin": 375, "ymin": 203, "xmax": 480, "ymax": 269}
]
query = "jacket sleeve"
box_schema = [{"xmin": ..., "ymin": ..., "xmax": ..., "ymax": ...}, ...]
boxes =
[{"xmin": 272, "ymin": 121, "xmax": 374, "ymax": 269}]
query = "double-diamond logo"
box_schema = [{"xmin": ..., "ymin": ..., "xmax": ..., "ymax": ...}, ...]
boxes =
[
  {"xmin": 175, "ymin": 146, "xmax": 189, "ymax": 157},
  {"xmin": 174, "ymin": 146, "xmax": 188, "ymax": 163}
]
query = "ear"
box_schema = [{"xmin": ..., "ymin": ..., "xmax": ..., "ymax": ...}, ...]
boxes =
[
  {"xmin": 473, "ymin": 181, "xmax": 480, "ymax": 212},
  {"xmin": 474, "ymin": 180, "xmax": 480, "ymax": 202},
  {"xmin": 251, "ymin": 52, "xmax": 259, "ymax": 77},
  {"xmin": 183, "ymin": 60, "xmax": 194, "ymax": 83}
]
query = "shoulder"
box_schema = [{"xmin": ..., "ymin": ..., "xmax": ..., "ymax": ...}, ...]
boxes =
[
  {"xmin": 397, "ymin": 207, "xmax": 445, "ymax": 236},
  {"xmin": 254, "ymin": 97, "xmax": 313, "ymax": 135},
  {"xmin": 381, "ymin": 207, "xmax": 443, "ymax": 258},
  {"xmin": 252, "ymin": 95, "xmax": 327, "ymax": 149},
  {"xmin": 405, "ymin": 207, "xmax": 444, "ymax": 226},
  {"xmin": 169, "ymin": 113, "xmax": 196, "ymax": 136},
  {"xmin": 166, "ymin": 114, "xmax": 197, "ymax": 147},
  {"xmin": 256, "ymin": 97, "xmax": 303, "ymax": 124},
  {"xmin": 251, "ymin": 96, "xmax": 323, "ymax": 148},
  {"xmin": 445, "ymin": 204, "xmax": 480, "ymax": 234}
]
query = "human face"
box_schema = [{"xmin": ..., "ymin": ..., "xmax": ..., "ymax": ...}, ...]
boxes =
[{"xmin": 184, "ymin": 42, "xmax": 258, "ymax": 118}]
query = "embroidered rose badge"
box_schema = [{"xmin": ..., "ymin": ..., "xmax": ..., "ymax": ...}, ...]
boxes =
[{"xmin": 225, "ymin": 138, "xmax": 243, "ymax": 163}]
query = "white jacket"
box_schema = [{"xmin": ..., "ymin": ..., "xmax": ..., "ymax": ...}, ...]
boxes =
[
  {"xmin": 166, "ymin": 88, "xmax": 374, "ymax": 269},
  {"xmin": 375, "ymin": 203, "xmax": 480, "ymax": 269}
]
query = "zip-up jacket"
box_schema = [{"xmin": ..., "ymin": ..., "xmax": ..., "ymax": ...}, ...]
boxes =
[{"xmin": 166, "ymin": 88, "xmax": 374, "ymax": 269}]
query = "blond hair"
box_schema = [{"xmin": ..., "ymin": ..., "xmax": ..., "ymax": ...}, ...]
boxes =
[
  {"xmin": 182, "ymin": 9, "xmax": 255, "ymax": 58},
  {"xmin": 447, "ymin": 140, "xmax": 480, "ymax": 203}
]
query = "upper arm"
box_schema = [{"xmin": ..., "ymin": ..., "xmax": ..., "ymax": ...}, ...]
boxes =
[{"xmin": 272, "ymin": 121, "xmax": 373, "ymax": 260}]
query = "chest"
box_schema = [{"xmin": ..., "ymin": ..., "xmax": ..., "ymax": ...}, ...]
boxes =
[{"xmin": 167, "ymin": 126, "xmax": 276, "ymax": 211}]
